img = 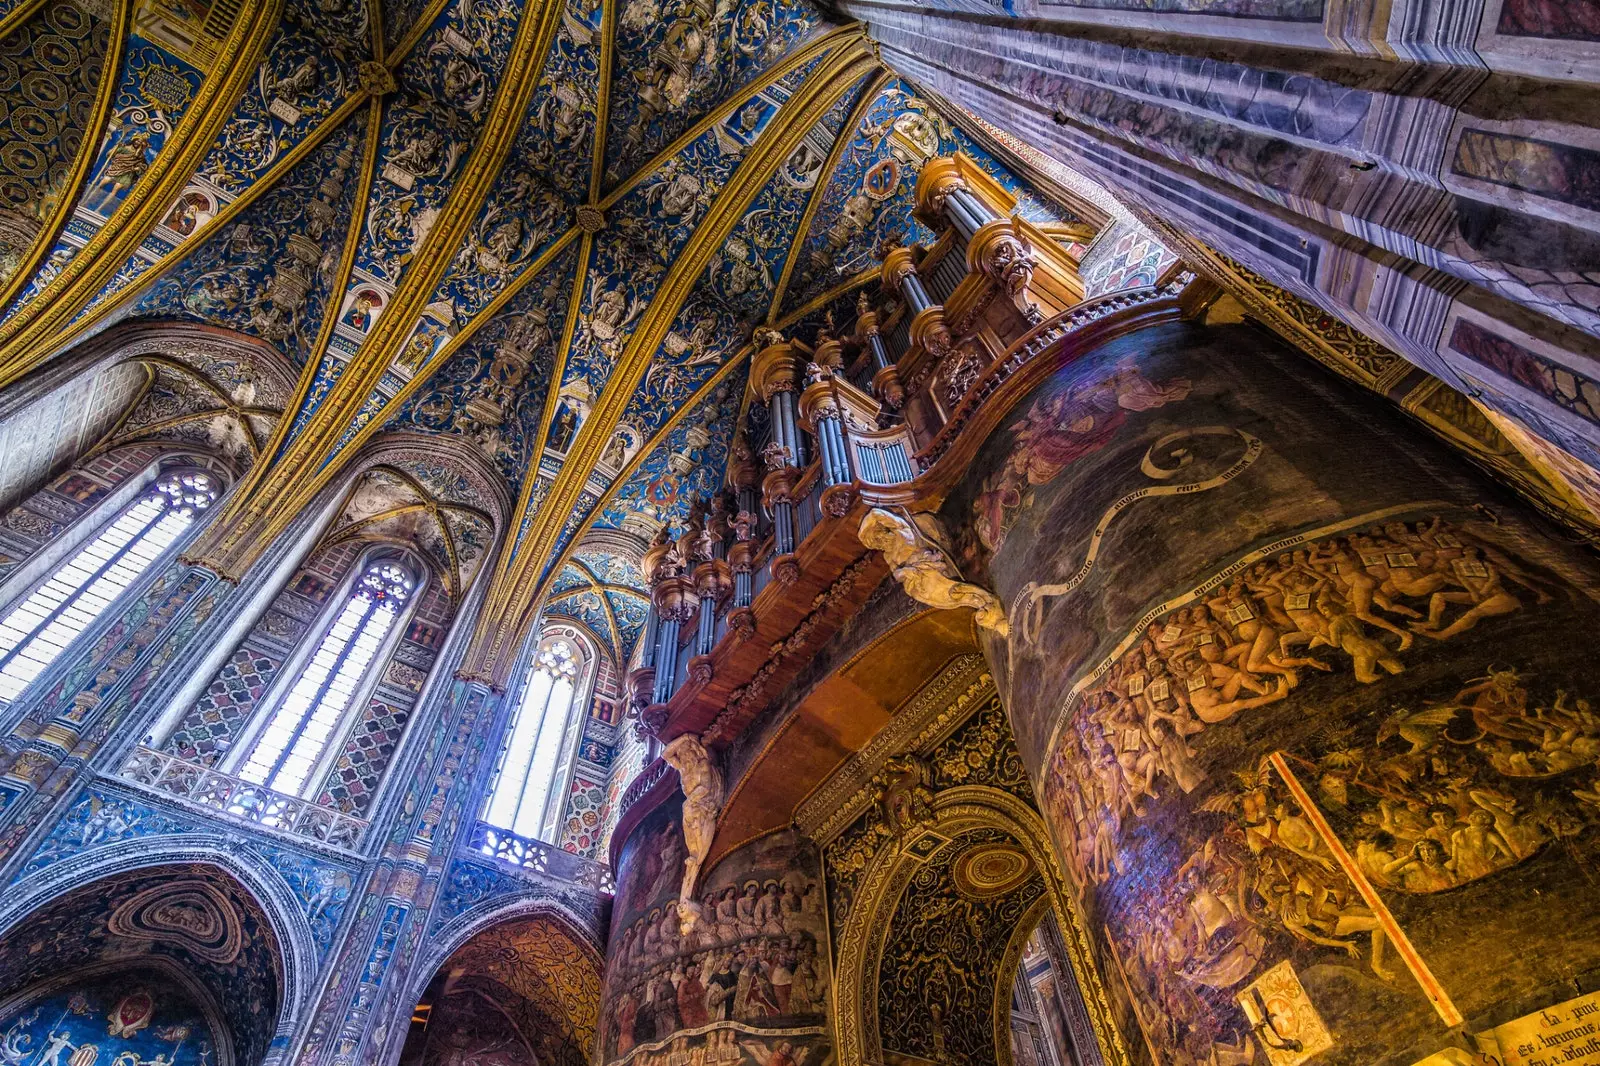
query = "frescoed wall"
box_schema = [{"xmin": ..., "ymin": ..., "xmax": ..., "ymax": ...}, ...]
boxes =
[
  {"xmin": 0, "ymin": 866, "xmax": 284, "ymax": 1066},
  {"xmin": 603, "ymin": 797, "xmax": 831, "ymax": 1066},
  {"xmin": 944, "ymin": 318, "xmax": 1600, "ymax": 1065},
  {"xmin": 402, "ymin": 915, "xmax": 601, "ymax": 1066},
  {"xmin": 0, "ymin": 970, "xmax": 223, "ymax": 1066}
]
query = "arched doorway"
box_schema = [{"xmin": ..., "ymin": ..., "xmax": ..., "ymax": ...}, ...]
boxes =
[
  {"xmin": 832, "ymin": 786, "xmax": 1102, "ymax": 1066},
  {"xmin": 1009, "ymin": 910, "xmax": 1104, "ymax": 1066},
  {"xmin": 399, "ymin": 913, "xmax": 603, "ymax": 1066},
  {"xmin": 0, "ymin": 864, "xmax": 286, "ymax": 1066}
]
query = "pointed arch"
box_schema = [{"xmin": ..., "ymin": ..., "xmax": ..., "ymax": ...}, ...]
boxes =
[
  {"xmin": 0, "ymin": 842, "xmax": 320, "ymax": 1050},
  {"xmin": 831, "ymin": 785, "xmax": 1131, "ymax": 1066}
]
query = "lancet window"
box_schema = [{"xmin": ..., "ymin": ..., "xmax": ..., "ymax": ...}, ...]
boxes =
[
  {"xmin": 483, "ymin": 628, "xmax": 595, "ymax": 842},
  {"xmin": 0, "ymin": 469, "xmax": 216, "ymax": 702},
  {"xmin": 235, "ymin": 555, "xmax": 420, "ymax": 796}
]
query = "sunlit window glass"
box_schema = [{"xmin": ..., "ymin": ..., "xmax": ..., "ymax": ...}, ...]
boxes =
[
  {"xmin": 0, "ymin": 471, "xmax": 215, "ymax": 702},
  {"xmin": 483, "ymin": 636, "xmax": 583, "ymax": 840},
  {"xmin": 238, "ymin": 560, "xmax": 414, "ymax": 795}
]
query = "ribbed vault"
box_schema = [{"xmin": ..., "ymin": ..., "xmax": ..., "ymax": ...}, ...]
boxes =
[{"xmin": 0, "ymin": 0, "xmax": 1081, "ymax": 682}]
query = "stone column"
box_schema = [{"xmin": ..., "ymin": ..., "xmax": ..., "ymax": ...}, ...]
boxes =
[{"xmin": 940, "ymin": 317, "xmax": 1600, "ymax": 1066}]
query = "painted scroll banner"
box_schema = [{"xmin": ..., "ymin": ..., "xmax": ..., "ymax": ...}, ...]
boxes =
[{"xmin": 1476, "ymin": 991, "xmax": 1600, "ymax": 1066}]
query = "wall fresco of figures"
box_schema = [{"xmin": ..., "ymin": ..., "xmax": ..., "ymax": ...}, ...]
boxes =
[
  {"xmin": 0, "ymin": 971, "xmax": 222, "ymax": 1066},
  {"xmin": 604, "ymin": 798, "xmax": 831, "ymax": 1066},
  {"xmin": 943, "ymin": 319, "xmax": 1600, "ymax": 1066}
]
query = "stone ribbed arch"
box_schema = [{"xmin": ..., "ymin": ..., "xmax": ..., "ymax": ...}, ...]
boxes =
[{"xmin": 830, "ymin": 784, "xmax": 1133, "ymax": 1066}]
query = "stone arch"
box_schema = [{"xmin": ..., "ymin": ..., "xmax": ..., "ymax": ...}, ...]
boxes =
[
  {"xmin": 831, "ymin": 785, "xmax": 1131, "ymax": 1066},
  {"xmin": 333, "ymin": 432, "xmax": 512, "ymax": 608},
  {"xmin": 397, "ymin": 907, "xmax": 605, "ymax": 1066},
  {"xmin": 0, "ymin": 321, "xmax": 296, "ymax": 507},
  {"xmin": 408, "ymin": 897, "xmax": 605, "ymax": 1002},
  {"xmin": 0, "ymin": 849, "xmax": 315, "ymax": 1066}
]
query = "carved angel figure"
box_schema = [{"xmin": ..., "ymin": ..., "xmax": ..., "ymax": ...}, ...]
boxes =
[{"xmin": 858, "ymin": 508, "xmax": 1008, "ymax": 636}]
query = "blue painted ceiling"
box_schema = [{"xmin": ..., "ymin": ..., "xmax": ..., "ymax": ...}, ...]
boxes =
[{"xmin": 3, "ymin": 0, "xmax": 1075, "ymax": 664}]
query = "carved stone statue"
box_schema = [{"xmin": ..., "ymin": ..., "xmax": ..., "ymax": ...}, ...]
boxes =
[
  {"xmin": 662, "ymin": 733, "xmax": 724, "ymax": 935},
  {"xmin": 858, "ymin": 508, "xmax": 1009, "ymax": 636}
]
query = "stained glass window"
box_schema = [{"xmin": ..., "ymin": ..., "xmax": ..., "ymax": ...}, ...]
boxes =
[
  {"xmin": 0, "ymin": 470, "xmax": 215, "ymax": 702},
  {"xmin": 238, "ymin": 559, "xmax": 415, "ymax": 796},
  {"xmin": 483, "ymin": 634, "xmax": 587, "ymax": 841}
]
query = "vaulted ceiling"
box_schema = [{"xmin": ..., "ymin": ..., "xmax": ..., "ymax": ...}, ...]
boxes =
[{"xmin": 0, "ymin": 0, "xmax": 1080, "ymax": 680}]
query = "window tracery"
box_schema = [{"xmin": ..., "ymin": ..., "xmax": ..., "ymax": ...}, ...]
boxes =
[
  {"xmin": 0, "ymin": 469, "xmax": 215, "ymax": 702},
  {"xmin": 236, "ymin": 557, "xmax": 418, "ymax": 797},
  {"xmin": 483, "ymin": 629, "xmax": 594, "ymax": 843}
]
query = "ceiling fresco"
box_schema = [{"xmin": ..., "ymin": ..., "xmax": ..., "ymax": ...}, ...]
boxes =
[
  {"xmin": 0, "ymin": 0, "xmax": 1086, "ymax": 679},
  {"xmin": 601, "ymin": 0, "xmax": 825, "ymax": 188},
  {"xmin": 14, "ymin": 0, "xmax": 373, "ymax": 324},
  {"xmin": 542, "ymin": 554, "xmax": 652, "ymax": 663},
  {"xmin": 130, "ymin": 111, "xmax": 369, "ymax": 367},
  {"xmin": 0, "ymin": 1, "xmax": 111, "ymax": 289},
  {"xmin": 387, "ymin": 237, "xmax": 581, "ymax": 485}
]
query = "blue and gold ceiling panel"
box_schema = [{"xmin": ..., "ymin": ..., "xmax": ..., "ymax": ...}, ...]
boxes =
[
  {"xmin": 130, "ymin": 109, "xmax": 369, "ymax": 367},
  {"xmin": 397, "ymin": 0, "xmax": 521, "ymax": 123},
  {"xmin": 618, "ymin": 289, "xmax": 741, "ymax": 441},
  {"xmin": 345, "ymin": 0, "xmax": 521, "ymax": 293},
  {"xmin": 61, "ymin": 5, "xmax": 371, "ymax": 326},
  {"xmin": 539, "ymin": 487, "xmax": 600, "ymax": 589},
  {"xmin": 196, "ymin": 19, "xmax": 359, "ymax": 198},
  {"xmin": 549, "ymin": 231, "xmax": 665, "ymax": 442},
  {"xmin": 381, "ymin": 0, "xmax": 437, "ymax": 58},
  {"xmin": 606, "ymin": 586, "xmax": 649, "ymax": 662},
  {"xmin": 348, "ymin": 96, "xmax": 477, "ymax": 287},
  {"xmin": 783, "ymin": 77, "xmax": 1071, "ymax": 316},
  {"xmin": 296, "ymin": 0, "xmax": 374, "ymax": 57},
  {"xmin": 421, "ymin": 0, "xmax": 600, "ymax": 331},
  {"xmin": 705, "ymin": 68, "xmax": 869, "ymax": 322},
  {"xmin": 425, "ymin": 179, "xmax": 570, "ymax": 328},
  {"xmin": 550, "ymin": 562, "xmax": 592, "ymax": 596},
  {"xmin": 4, "ymin": 26, "xmax": 208, "ymax": 320},
  {"xmin": 781, "ymin": 79, "xmax": 933, "ymax": 316},
  {"xmin": 543, "ymin": 587, "xmax": 614, "ymax": 651},
  {"xmin": 506, "ymin": 0, "xmax": 603, "ymax": 204},
  {"xmin": 600, "ymin": 0, "xmax": 825, "ymax": 189},
  {"xmin": 572, "ymin": 548, "xmax": 645, "ymax": 590},
  {"xmin": 596, "ymin": 357, "xmax": 746, "ymax": 535},
  {"xmin": 387, "ymin": 238, "xmax": 581, "ymax": 485},
  {"xmin": 608, "ymin": 102, "xmax": 777, "ymax": 268}
]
